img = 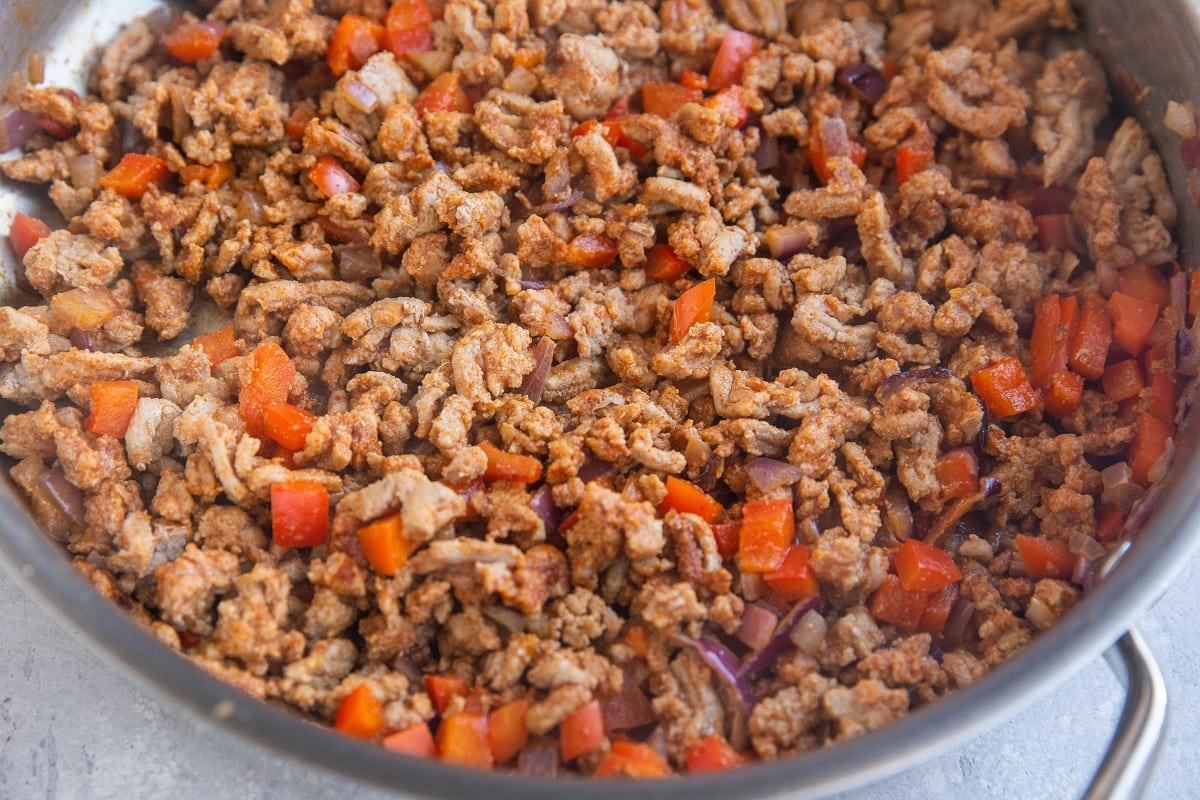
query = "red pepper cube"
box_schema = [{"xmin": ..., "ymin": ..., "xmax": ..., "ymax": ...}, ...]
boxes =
[
  {"xmin": 271, "ymin": 481, "xmax": 330, "ymax": 547},
  {"xmin": 737, "ymin": 498, "xmax": 794, "ymax": 573},
  {"xmin": 894, "ymin": 539, "xmax": 961, "ymax": 593},
  {"xmin": 970, "ymin": 357, "xmax": 1038, "ymax": 418},
  {"xmin": 1015, "ymin": 534, "xmax": 1074, "ymax": 580},
  {"xmin": 763, "ymin": 544, "xmax": 819, "ymax": 602},
  {"xmin": 868, "ymin": 574, "xmax": 928, "ymax": 632}
]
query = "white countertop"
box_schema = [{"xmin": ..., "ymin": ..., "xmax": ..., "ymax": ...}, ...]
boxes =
[{"xmin": 0, "ymin": 554, "xmax": 1195, "ymax": 799}]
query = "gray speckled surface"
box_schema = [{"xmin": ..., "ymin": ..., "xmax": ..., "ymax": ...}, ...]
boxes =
[{"xmin": 0, "ymin": 556, "xmax": 1195, "ymax": 800}]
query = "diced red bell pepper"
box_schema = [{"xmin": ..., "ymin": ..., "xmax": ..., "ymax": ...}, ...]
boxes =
[
  {"xmin": 1118, "ymin": 263, "xmax": 1171, "ymax": 308},
  {"xmin": 970, "ymin": 357, "xmax": 1038, "ymax": 418},
  {"xmin": 8, "ymin": 212, "xmax": 51, "ymax": 259},
  {"xmin": 737, "ymin": 497, "xmax": 794, "ymax": 574},
  {"xmin": 809, "ymin": 118, "xmax": 868, "ymax": 185},
  {"xmin": 935, "ymin": 447, "xmax": 978, "ymax": 500},
  {"xmin": 263, "ymin": 402, "xmax": 317, "ymax": 451},
  {"xmin": 594, "ymin": 740, "xmax": 672, "ymax": 778},
  {"xmin": 426, "ymin": 674, "xmax": 469, "ymax": 714},
  {"xmin": 641, "ymin": 81, "xmax": 703, "ymax": 118},
  {"xmin": 479, "ymin": 440, "xmax": 544, "ymax": 483},
  {"xmin": 285, "ymin": 105, "xmax": 316, "ymax": 142},
  {"xmin": 386, "ymin": 0, "xmax": 434, "ymax": 56},
  {"xmin": 1034, "ymin": 214, "xmax": 1079, "ymax": 252},
  {"xmin": 382, "ymin": 722, "xmax": 438, "ymax": 758},
  {"xmin": 309, "ymin": 155, "xmax": 360, "ymax": 197},
  {"xmin": 564, "ymin": 233, "xmax": 619, "ymax": 270},
  {"xmin": 162, "ymin": 20, "xmax": 226, "ymax": 63},
  {"xmin": 438, "ymin": 712, "xmax": 493, "ymax": 768},
  {"xmin": 916, "ymin": 583, "xmax": 958, "ymax": 637},
  {"xmin": 100, "ymin": 153, "xmax": 170, "ymax": 199},
  {"xmin": 86, "ymin": 381, "xmax": 139, "ymax": 438},
  {"xmin": 669, "ymin": 278, "xmax": 716, "ymax": 343},
  {"xmin": 357, "ymin": 512, "xmax": 416, "ymax": 576},
  {"xmin": 239, "ymin": 342, "xmax": 296, "ymax": 437},
  {"xmin": 680, "ymin": 70, "xmax": 708, "ymax": 90},
  {"xmin": 1102, "ymin": 359, "xmax": 1144, "ymax": 403},
  {"xmin": 193, "ymin": 325, "xmax": 240, "ymax": 367},
  {"xmin": 1107, "ymin": 291, "xmax": 1159, "ymax": 356},
  {"xmin": 327, "ymin": 14, "xmax": 387, "ymax": 76},
  {"xmin": 1068, "ymin": 293, "xmax": 1113, "ymax": 380},
  {"xmin": 705, "ymin": 87, "xmax": 751, "ymax": 128},
  {"xmin": 894, "ymin": 539, "xmax": 961, "ymax": 593},
  {"xmin": 644, "ymin": 244, "xmax": 690, "ymax": 281},
  {"xmin": 1095, "ymin": 506, "xmax": 1125, "ymax": 544},
  {"xmin": 271, "ymin": 481, "xmax": 329, "ymax": 547},
  {"xmin": 487, "ymin": 698, "xmax": 529, "ymax": 765},
  {"xmin": 712, "ymin": 522, "xmax": 741, "ymax": 561},
  {"xmin": 560, "ymin": 700, "xmax": 605, "ymax": 761},
  {"xmin": 686, "ymin": 733, "xmax": 743, "ymax": 774},
  {"xmin": 179, "ymin": 161, "xmax": 235, "ymax": 190},
  {"xmin": 1029, "ymin": 294, "xmax": 1064, "ymax": 388},
  {"xmin": 895, "ymin": 145, "xmax": 934, "ymax": 184},
  {"xmin": 1042, "ymin": 369, "xmax": 1084, "ymax": 418},
  {"xmin": 1129, "ymin": 411, "xmax": 1173, "ymax": 486},
  {"xmin": 659, "ymin": 476, "xmax": 723, "ymax": 523},
  {"xmin": 1015, "ymin": 534, "xmax": 1073, "ymax": 580},
  {"xmin": 414, "ymin": 73, "xmax": 472, "ymax": 116},
  {"xmin": 708, "ymin": 29, "xmax": 760, "ymax": 92},
  {"xmin": 763, "ymin": 544, "xmax": 819, "ymax": 602},
  {"xmin": 868, "ymin": 574, "xmax": 927, "ymax": 632},
  {"xmin": 335, "ymin": 684, "xmax": 383, "ymax": 739}
]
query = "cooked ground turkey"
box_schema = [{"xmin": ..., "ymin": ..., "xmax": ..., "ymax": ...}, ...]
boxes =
[{"xmin": 0, "ymin": 0, "xmax": 1192, "ymax": 777}]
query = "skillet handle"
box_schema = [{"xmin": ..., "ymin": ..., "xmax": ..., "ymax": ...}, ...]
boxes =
[{"xmin": 1082, "ymin": 628, "xmax": 1167, "ymax": 800}]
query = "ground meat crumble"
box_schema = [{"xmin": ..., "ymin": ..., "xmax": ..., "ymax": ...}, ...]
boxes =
[{"xmin": 0, "ymin": 0, "xmax": 1192, "ymax": 779}]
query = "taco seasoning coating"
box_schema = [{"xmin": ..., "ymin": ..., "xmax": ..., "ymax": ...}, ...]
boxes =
[{"xmin": 0, "ymin": 0, "xmax": 1190, "ymax": 776}]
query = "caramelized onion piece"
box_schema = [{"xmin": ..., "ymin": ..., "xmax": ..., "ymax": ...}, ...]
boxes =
[
  {"xmin": 519, "ymin": 336, "xmax": 555, "ymax": 404},
  {"xmin": 39, "ymin": 466, "xmax": 85, "ymax": 528},
  {"xmin": 0, "ymin": 104, "xmax": 38, "ymax": 151},
  {"xmin": 764, "ymin": 225, "xmax": 809, "ymax": 260},
  {"xmin": 745, "ymin": 457, "xmax": 803, "ymax": 492},
  {"xmin": 734, "ymin": 603, "xmax": 779, "ymax": 651}
]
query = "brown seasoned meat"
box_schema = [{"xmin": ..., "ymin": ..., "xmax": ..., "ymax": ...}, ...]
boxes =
[{"xmin": 0, "ymin": 0, "xmax": 1187, "ymax": 779}]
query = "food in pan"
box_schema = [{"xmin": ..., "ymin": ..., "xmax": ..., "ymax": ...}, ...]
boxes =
[{"xmin": 0, "ymin": 0, "xmax": 1193, "ymax": 777}]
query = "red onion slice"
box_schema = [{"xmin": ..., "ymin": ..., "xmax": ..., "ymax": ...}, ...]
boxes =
[
  {"xmin": 674, "ymin": 635, "xmax": 756, "ymax": 715},
  {"xmin": 1068, "ymin": 531, "xmax": 1107, "ymax": 561},
  {"xmin": 600, "ymin": 672, "xmax": 655, "ymax": 732},
  {"xmin": 0, "ymin": 104, "xmax": 38, "ymax": 151},
  {"xmin": 516, "ymin": 737, "xmax": 560, "ymax": 777},
  {"xmin": 39, "ymin": 466, "xmax": 85, "ymax": 527},
  {"xmin": 836, "ymin": 64, "xmax": 887, "ymax": 105},
  {"xmin": 577, "ymin": 457, "xmax": 614, "ymax": 484},
  {"xmin": 1182, "ymin": 138, "xmax": 1200, "ymax": 170},
  {"xmin": 880, "ymin": 481, "xmax": 914, "ymax": 542},
  {"xmin": 764, "ymin": 225, "xmax": 809, "ymax": 261},
  {"xmin": 739, "ymin": 595, "xmax": 821, "ymax": 679},
  {"xmin": 519, "ymin": 337, "xmax": 554, "ymax": 404},
  {"xmin": 754, "ymin": 134, "xmax": 779, "ymax": 171},
  {"xmin": 391, "ymin": 653, "xmax": 423, "ymax": 683},
  {"xmin": 336, "ymin": 245, "xmax": 382, "ymax": 282},
  {"xmin": 876, "ymin": 367, "xmax": 952, "ymax": 400},
  {"xmin": 941, "ymin": 598, "xmax": 975, "ymax": 644},
  {"xmin": 734, "ymin": 603, "xmax": 779, "ymax": 651},
  {"xmin": 925, "ymin": 478, "xmax": 1000, "ymax": 547},
  {"xmin": 518, "ymin": 279, "xmax": 545, "ymax": 290},
  {"xmin": 529, "ymin": 484, "xmax": 561, "ymax": 533},
  {"xmin": 546, "ymin": 312, "xmax": 572, "ymax": 340},
  {"xmin": 745, "ymin": 457, "xmax": 803, "ymax": 493},
  {"xmin": 1178, "ymin": 328, "xmax": 1200, "ymax": 376}
]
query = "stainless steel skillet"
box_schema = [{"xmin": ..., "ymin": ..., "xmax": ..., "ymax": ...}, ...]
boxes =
[{"xmin": 0, "ymin": 0, "xmax": 1197, "ymax": 797}]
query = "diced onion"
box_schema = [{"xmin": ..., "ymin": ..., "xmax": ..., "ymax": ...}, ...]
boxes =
[
  {"xmin": 740, "ymin": 596, "xmax": 821, "ymax": 679},
  {"xmin": 734, "ymin": 603, "xmax": 779, "ymax": 651},
  {"xmin": 516, "ymin": 737, "xmax": 560, "ymax": 777},
  {"xmin": 1164, "ymin": 101, "xmax": 1197, "ymax": 138},
  {"xmin": 764, "ymin": 224, "xmax": 809, "ymax": 260},
  {"xmin": 836, "ymin": 63, "xmax": 888, "ymax": 105},
  {"xmin": 0, "ymin": 104, "xmax": 38, "ymax": 151},
  {"xmin": 528, "ymin": 484, "xmax": 561, "ymax": 533},
  {"xmin": 1068, "ymin": 531, "xmax": 1106, "ymax": 561},
  {"xmin": 600, "ymin": 673, "xmax": 655, "ymax": 732},
  {"xmin": 745, "ymin": 457, "xmax": 803, "ymax": 492},
  {"xmin": 342, "ymin": 78, "xmax": 379, "ymax": 114},
  {"xmin": 38, "ymin": 466, "xmax": 85, "ymax": 528},
  {"xmin": 789, "ymin": 609, "xmax": 827, "ymax": 654},
  {"xmin": 519, "ymin": 336, "xmax": 555, "ymax": 404},
  {"xmin": 68, "ymin": 153, "xmax": 103, "ymax": 190},
  {"xmin": 336, "ymin": 245, "xmax": 382, "ymax": 282}
]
